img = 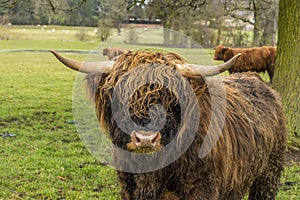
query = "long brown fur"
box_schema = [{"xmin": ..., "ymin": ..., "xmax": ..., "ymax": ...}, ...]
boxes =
[
  {"xmin": 86, "ymin": 50, "xmax": 286, "ymax": 200},
  {"xmin": 214, "ymin": 45, "xmax": 277, "ymax": 82}
]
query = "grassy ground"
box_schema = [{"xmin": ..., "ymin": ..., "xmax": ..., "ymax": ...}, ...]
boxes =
[
  {"xmin": 0, "ymin": 51, "xmax": 120, "ymax": 199},
  {"xmin": 0, "ymin": 25, "xmax": 299, "ymax": 199}
]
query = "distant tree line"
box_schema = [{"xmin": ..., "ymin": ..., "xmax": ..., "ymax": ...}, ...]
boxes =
[
  {"xmin": 0, "ymin": 0, "xmax": 278, "ymax": 47},
  {"xmin": 0, "ymin": 0, "xmax": 101, "ymax": 26}
]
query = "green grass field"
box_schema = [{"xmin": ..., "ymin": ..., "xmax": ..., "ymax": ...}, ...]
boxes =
[{"xmin": 0, "ymin": 25, "xmax": 298, "ymax": 199}]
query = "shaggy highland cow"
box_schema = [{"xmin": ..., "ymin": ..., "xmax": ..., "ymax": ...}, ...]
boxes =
[
  {"xmin": 51, "ymin": 49, "xmax": 287, "ymax": 200},
  {"xmin": 103, "ymin": 47, "xmax": 129, "ymax": 60},
  {"xmin": 214, "ymin": 45, "xmax": 277, "ymax": 82}
]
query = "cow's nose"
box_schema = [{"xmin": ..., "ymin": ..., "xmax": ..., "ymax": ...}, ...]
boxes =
[{"xmin": 131, "ymin": 131, "xmax": 161, "ymax": 149}]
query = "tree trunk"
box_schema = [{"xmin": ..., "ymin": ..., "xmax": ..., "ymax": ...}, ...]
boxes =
[
  {"xmin": 271, "ymin": 17, "xmax": 277, "ymax": 46},
  {"xmin": 162, "ymin": 16, "xmax": 171, "ymax": 46},
  {"xmin": 273, "ymin": 0, "xmax": 300, "ymax": 148},
  {"xmin": 271, "ymin": 9, "xmax": 277, "ymax": 46},
  {"xmin": 186, "ymin": 36, "xmax": 192, "ymax": 48},
  {"xmin": 172, "ymin": 21, "xmax": 181, "ymax": 46},
  {"xmin": 252, "ymin": 1, "xmax": 261, "ymax": 46},
  {"xmin": 216, "ymin": 28, "xmax": 221, "ymax": 46},
  {"xmin": 116, "ymin": 22, "xmax": 121, "ymax": 36},
  {"xmin": 163, "ymin": 28, "xmax": 170, "ymax": 46},
  {"xmin": 204, "ymin": 20, "xmax": 209, "ymax": 47},
  {"xmin": 260, "ymin": 18, "xmax": 271, "ymax": 46}
]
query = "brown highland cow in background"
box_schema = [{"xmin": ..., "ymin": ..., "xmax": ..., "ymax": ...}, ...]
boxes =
[
  {"xmin": 214, "ymin": 45, "xmax": 277, "ymax": 82},
  {"xmin": 103, "ymin": 47, "xmax": 128, "ymax": 60},
  {"xmin": 51, "ymin": 49, "xmax": 287, "ymax": 200}
]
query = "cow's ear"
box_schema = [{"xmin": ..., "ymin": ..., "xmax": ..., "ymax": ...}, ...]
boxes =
[{"xmin": 222, "ymin": 46, "xmax": 228, "ymax": 52}]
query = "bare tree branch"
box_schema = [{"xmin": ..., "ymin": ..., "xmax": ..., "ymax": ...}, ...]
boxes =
[
  {"xmin": 126, "ymin": 0, "xmax": 147, "ymax": 10},
  {"xmin": 126, "ymin": 0, "xmax": 206, "ymax": 11},
  {"xmin": 69, "ymin": 0, "xmax": 87, "ymax": 11},
  {"xmin": 0, "ymin": 0, "xmax": 10, "ymax": 4},
  {"xmin": 46, "ymin": 0, "xmax": 56, "ymax": 13},
  {"xmin": 0, "ymin": 0, "xmax": 88, "ymax": 12},
  {"xmin": 223, "ymin": 0, "xmax": 255, "ymax": 25},
  {"xmin": 0, "ymin": 0, "xmax": 22, "ymax": 9}
]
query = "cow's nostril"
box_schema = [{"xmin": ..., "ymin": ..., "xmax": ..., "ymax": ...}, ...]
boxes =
[
  {"xmin": 134, "ymin": 133, "xmax": 141, "ymax": 143},
  {"xmin": 151, "ymin": 132, "xmax": 161, "ymax": 145}
]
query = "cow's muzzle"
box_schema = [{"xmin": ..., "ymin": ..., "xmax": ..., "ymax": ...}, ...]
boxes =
[{"xmin": 127, "ymin": 131, "xmax": 162, "ymax": 152}]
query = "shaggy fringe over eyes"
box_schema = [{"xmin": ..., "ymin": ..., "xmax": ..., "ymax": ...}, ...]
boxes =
[{"xmin": 86, "ymin": 50, "xmax": 201, "ymax": 133}]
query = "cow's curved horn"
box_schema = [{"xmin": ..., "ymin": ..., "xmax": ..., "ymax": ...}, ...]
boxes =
[
  {"xmin": 50, "ymin": 50, "xmax": 114, "ymax": 73},
  {"xmin": 177, "ymin": 53, "xmax": 241, "ymax": 77}
]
